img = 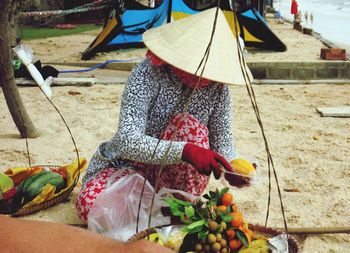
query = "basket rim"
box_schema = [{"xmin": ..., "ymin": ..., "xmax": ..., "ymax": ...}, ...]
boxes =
[{"xmin": 11, "ymin": 181, "xmax": 77, "ymax": 217}]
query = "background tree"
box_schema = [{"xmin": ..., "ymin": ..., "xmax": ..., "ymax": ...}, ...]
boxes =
[{"xmin": 0, "ymin": 0, "xmax": 40, "ymax": 138}]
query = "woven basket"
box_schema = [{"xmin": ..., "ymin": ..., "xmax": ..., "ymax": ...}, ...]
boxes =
[
  {"xmin": 127, "ymin": 224, "xmax": 302, "ymax": 253},
  {"xmin": 0, "ymin": 165, "xmax": 79, "ymax": 217}
]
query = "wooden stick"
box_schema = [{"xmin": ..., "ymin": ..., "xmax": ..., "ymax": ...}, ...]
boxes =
[{"xmin": 278, "ymin": 227, "xmax": 350, "ymax": 235}]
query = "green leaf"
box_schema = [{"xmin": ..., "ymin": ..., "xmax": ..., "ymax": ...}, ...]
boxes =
[
  {"xmin": 222, "ymin": 215, "xmax": 234, "ymax": 223},
  {"xmin": 198, "ymin": 230, "xmax": 209, "ymax": 240},
  {"xmin": 217, "ymin": 208, "xmax": 225, "ymax": 217},
  {"xmin": 203, "ymin": 194, "xmax": 210, "ymax": 200},
  {"xmin": 226, "ymin": 204, "xmax": 232, "ymax": 214},
  {"xmin": 180, "ymin": 214, "xmax": 191, "ymax": 224},
  {"xmin": 209, "ymin": 191, "xmax": 217, "ymax": 199},
  {"xmin": 173, "ymin": 197, "xmax": 191, "ymax": 206},
  {"xmin": 189, "ymin": 225, "xmax": 204, "ymax": 234},
  {"xmin": 220, "ymin": 187, "xmax": 229, "ymax": 196},
  {"xmin": 197, "ymin": 208, "xmax": 208, "ymax": 219},
  {"xmin": 187, "ymin": 219, "xmax": 206, "ymax": 230},
  {"xmin": 166, "ymin": 198, "xmax": 184, "ymax": 216},
  {"xmin": 185, "ymin": 206, "xmax": 195, "ymax": 218},
  {"xmin": 208, "ymin": 199, "xmax": 217, "ymax": 206},
  {"xmin": 235, "ymin": 229, "xmax": 249, "ymax": 248}
]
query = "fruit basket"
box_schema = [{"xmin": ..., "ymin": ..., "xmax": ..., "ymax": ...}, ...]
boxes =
[
  {"xmin": 128, "ymin": 224, "xmax": 301, "ymax": 252},
  {"xmin": 0, "ymin": 158, "xmax": 86, "ymax": 216},
  {"xmin": 128, "ymin": 188, "xmax": 301, "ymax": 253}
]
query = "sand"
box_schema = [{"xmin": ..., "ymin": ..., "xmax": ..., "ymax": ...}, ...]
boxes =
[
  {"xmin": 1, "ymin": 16, "xmax": 350, "ymax": 252},
  {"xmin": 24, "ymin": 17, "xmax": 327, "ymax": 64}
]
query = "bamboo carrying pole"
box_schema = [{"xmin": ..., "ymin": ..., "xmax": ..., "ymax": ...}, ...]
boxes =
[{"xmin": 279, "ymin": 227, "xmax": 350, "ymax": 235}]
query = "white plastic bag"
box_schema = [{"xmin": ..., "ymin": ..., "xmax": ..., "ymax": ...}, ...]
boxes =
[
  {"xmin": 12, "ymin": 44, "xmax": 53, "ymax": 98},
  {"xmin": 88, "ymin": 170, "xmax": 198, "ymax": 241}
]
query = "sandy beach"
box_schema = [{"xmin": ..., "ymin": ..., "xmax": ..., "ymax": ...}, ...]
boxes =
[
  {"xmin": 1, "ymin": 15, "xmax": 350, "ymax": 252},
  {"xmin": 25, "ymin": 17, "xmax": 327, "ymax": 64}
]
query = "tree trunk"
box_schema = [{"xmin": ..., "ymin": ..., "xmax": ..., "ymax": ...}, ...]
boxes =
[{"xmin": 0, "ymin": 0, "xmax": 40, "ymax": 138}]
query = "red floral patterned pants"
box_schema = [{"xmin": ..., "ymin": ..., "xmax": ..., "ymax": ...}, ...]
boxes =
[{"xmin": 75, "ymin": 113, "xmax": 210, "ymax": 223}]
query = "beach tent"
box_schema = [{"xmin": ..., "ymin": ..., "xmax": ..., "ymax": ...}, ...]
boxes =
[
  {"xmin": 81, "ymin": 0, "xmax": 171, "ymax": 60},
  {"xmin": 237, "ymin": 7, "xmax": 287, "ymax": 51},
  {"xmin": 81, "ymin": 0, "xmax": 286, "ymax": 60}
]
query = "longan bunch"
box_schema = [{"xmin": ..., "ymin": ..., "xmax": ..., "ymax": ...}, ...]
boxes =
[{"xmin": 193, "ymin": 220, "xmax": 228, "ymax": 253}]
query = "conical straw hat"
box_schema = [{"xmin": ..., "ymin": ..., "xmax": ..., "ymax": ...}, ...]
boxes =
[{"xmin": 143, "ymin": 8, "xmax": 253, "ymax": 85}]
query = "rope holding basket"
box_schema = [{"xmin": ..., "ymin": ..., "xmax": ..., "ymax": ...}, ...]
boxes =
[{"xmin": 0, "ymin": 44, "xmax": 87, "ymax": 216}]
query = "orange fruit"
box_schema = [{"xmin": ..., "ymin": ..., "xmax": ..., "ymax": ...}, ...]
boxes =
[
  {"xmin": 231, "ymin": 204, "xmax": 238, "ymax": 213},
  {"xmin": 217, "ymin": 205, "xmax": 227, "ymax": 213},
  {"xmin": 229, "ymin": 239, "xmax": 242, "ymax": 250},
  {"xmin": 222, "ymin": 192, "xmax": 233, "ymax": 206},
  {"xmin": 231, "ymin": 212, "xmax": 244, "ymax": 228},
  {"xmin": 226, "ymin": 229, "xmax": 235, "ymax": 240}
]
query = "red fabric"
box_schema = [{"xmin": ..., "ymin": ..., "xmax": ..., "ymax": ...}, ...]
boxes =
[
  {"xmin": 182, "ymin": 143, "xmax": 230, "ymax": 179},
  {"xmin": 75, "ymin": 168, "xmax": 132, "ymax": 223},
  {"xmin": 137, "ymin": 113, "xmax": 211, "ymax": 194},
  {"xmin": 146, "ymin": 50, "xmax": 212, "ymax": 88},
  {"xmin": 146, "ymin": 50, "xmax": 166, "ymax": 67},
  {"xmin": 291, "ymin": 0, "xmax": 298, "ymax": 15},
  {"xmin": 76, "ymin": 113, "xmax": 211, "ymax": 223}
]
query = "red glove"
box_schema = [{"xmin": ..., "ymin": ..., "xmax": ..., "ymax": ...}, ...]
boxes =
[{"xmin": 182, "ymin": 143, "xmax": 232, "ymax": 179}]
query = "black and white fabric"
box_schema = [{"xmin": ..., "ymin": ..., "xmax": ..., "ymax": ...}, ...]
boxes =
[{"xmin": 83, "ymin": 59, "xmax": 236, "ymax": 184}]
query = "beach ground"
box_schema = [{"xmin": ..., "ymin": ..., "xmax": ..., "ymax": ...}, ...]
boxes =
[
  {"xmin": 25, "ymin": 16, "xmax": 327, "ymax": 64},
  {"xmin": 1, "ymin": 16, "xmax": 350, "ymax": 253}
]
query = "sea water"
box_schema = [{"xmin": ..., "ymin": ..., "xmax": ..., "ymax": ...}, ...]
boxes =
[{"xmin": 275, "ymin": 0, "xmax": 350, "ymax": 48}]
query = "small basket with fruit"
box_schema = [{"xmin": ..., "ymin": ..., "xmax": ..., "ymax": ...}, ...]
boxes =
[
  {"xmin": 0, "ymin": 158, "xmax": 87, "ymax": 216},
  {"xmin": 128, "ymin": 188, "xmax": 301, "ymax": 252}
]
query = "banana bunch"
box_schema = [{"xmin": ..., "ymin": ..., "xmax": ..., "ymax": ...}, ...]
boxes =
[
  {"xmin": 147, "ymin": 233, "xmax": 164, "ymax": 246},
  {"xmin": 238, "ymin": 239, "xmax": 269, "ymax": 253},
  {"xmin": 230, "ymin": 159, "xmax": 256, "ymax": 177},
  {"xmin": 164, "ymin": 230, "xmax": 187, "ymax": 252},
  {"xmin": 0, "ymin": 172, "xmax": 14, "ymax": 198}
]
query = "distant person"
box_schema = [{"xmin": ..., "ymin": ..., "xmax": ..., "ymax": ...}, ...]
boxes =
[
  {"xmin": 291, "ymin": 0, "xmax": 299, "ymax": 20},
  {"xmin": 310, "ymin": 12, "xmax": 314, "ymax": 25},
  {"xmin": 304, "ymin": 11, "xmax": 309, "ymax": 25}
]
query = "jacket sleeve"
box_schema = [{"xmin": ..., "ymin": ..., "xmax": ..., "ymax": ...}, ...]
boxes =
[
  {"xmin": 207, "ymin": 84, "xmax": 236, "ymax": 162},
  {"xmin": 108, "ymin": 60, "xmax": 186, "ymax": 164}
]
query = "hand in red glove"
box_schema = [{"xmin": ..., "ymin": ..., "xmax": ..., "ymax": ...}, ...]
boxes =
[{"xmin": 182, "ymin": 143, "xmax": 232, "ymax": 179}]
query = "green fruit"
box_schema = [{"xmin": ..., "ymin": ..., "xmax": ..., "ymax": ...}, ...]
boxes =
[
  {"xmin": 221, "ymin": 222, "xmax": 227, "ymax": 230},
  {"xmin": 203, "ymin": 244, "xmax": 210, "ymax": 252},
  {"xmin": 19, "ymin": 170, "xmax": 65, "ymax": 203},
  {"xmin": 216, "ymin": 233, "xmax": 222, "ymax": 242},
  {"xmin": 220, "ymin": 239, "xmax": 227, "ymax": 248},
  {"xmin": 0, "ymin": 173, "xmax": 14, "ymax": 195},
  {"xmin": 208, "ymin": 220, "xmax": 218, "ymax": 232},
  {"xmin": 207, "ymin": 233, "xmax": 216, "ymax": 244},
  {"xmin": 194, "ymin": 243, "xmax": 202, "ymax": 251},
  {"xmin": 221, "ymin": 248, "xmax": 228, "ymax": 253},
  {"xmin": 211, "ymin": 242, "xmax": 221, "ymax": 252}
]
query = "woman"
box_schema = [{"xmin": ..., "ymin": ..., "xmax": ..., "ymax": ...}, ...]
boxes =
[{"xmin": 76, "ymin": 8, "xmax": 252, "ymax": 223}]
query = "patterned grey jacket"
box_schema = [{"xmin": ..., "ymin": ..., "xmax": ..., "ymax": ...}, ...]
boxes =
[{"xmin": 83, "ymin": 59, "xmax": 236, "ymax": 184}]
